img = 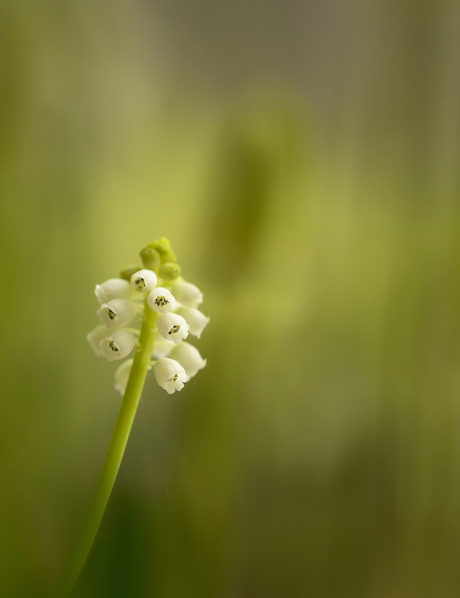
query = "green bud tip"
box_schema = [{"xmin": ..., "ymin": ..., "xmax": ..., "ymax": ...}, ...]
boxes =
[
  {"xmin": 146, "ymin": 237, "xmax": 178, "ymax": 264},
  {"xmin": 120, "ymin": 265, "xmax": 143, "ymax": 281},
  {"xmin": 159, "ymin": 262, "xmax": 181, "ymax": 281},
  {"xmin": 140, "ymin": 247, "xmax": 161, "ymax": 271}
]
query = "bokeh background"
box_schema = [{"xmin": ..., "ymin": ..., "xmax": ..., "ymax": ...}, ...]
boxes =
[{"xmin": 1, "ymin": 0, "xmax": 460, "ymax": 596}]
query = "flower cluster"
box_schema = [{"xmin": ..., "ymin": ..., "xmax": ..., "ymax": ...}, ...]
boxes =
[{"xmin": 87, "ymin": 238, "xmax": 208, "ymax": 395}]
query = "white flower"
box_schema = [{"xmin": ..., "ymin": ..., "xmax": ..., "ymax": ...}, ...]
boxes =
[
  {"xmin": 157, "ymin": 313, "xmax": 189, "ymax": 343},
  {"xmin": 154, "ymin": 358, "xmax": 188, "ymax": 394},
  {"xmin": 171, "ymin": 279, "xmax": 203, "ymax": 308},
  {"xmin": 175, "ymin": 306, "xmax": 209, "ymax": 339},
  {"xmin": 87, "ymin": 325, "xmax": 111, "ymax": 357},
  {"xmin": 152, "ymin": 337, "xmax": 175, "ymax": 359},
  {"xmin": 97, "ymin": 299, "xmax": 135, "ymax": 328},
  {"xmin": 95, "ymin": 278, "xmax": 132, "ymax": 304},
  {"xmin": 130, "ymin": 269, "xmax": 158, "ymax": 292},
  {"xmin": 147, "ymin": 287, "xmax": 176, "ymax": 313},
  {"xmin": 99, "ymin": 329, "xmax": 136, "ymax": 361},
  {"xmin": 114, "ymin": 359, "xmax": 133, "ymax": 394},
  {"xmin": 169, "ymin": 342, "xmax": 206, "ymax": 379}
]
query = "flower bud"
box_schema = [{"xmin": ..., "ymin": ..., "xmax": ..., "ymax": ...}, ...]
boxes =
[
  {"xmin": 130, "ymin": 269, "xmax": 158, "ymax": 292},
  {"xmin": 120, "ymin": 265, "xmax": 143, "ymax": 282},
  {"xmin": 147, "ymin": 236, "xmax": 170, "ymax": 251},
  {"xmin": 171, "ymin": 279, "xmax": 203, "ymax": 308},
  {"xmin": 159, "ymin": 262, "xmax": 181, "ymax": 281},
  {"xmin": 140, "ymin": 247, "xmax": 161, "ymax": 271},
  {"xmin": 95, "ymin": 279, "xmax": 132, "ymax": 304},
  {"xmin": 153, "ymin": 358, "xmax": 188, "ymax": 394},
  {"xmin": 97, "ymin": 299, "xmax": 135, "ymax": 328},
  {"xmin": 146, "ymin": 237, "xmax": 177, "ymax": 264},
  {"xmin": 169, "ymin": 342, "xmax": 206, "ymax": 379},
  {"xmin": 114, "ymin": 359, "xmax": 133, "ymax": 394},
  {"xmin": 157, "ymin": 313, "xmax": 189, "ymax": 343},
  {"xmin": 99, "ymin": 329, "xmax": 136, "ymax": 361},
  {"xmin": 147, "ymin": 287, "xmax": 176, "ymax": 313},
  {"xmin": 175, "ymin": 306, "xmax": 209, "ymax": 338}
]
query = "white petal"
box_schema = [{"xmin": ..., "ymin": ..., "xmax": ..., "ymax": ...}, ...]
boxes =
[
  {"xmin": 95, "ymin": 279, "xmax": 133, "ymax": 304},
  {"xmin": 153, "ymin": 358, "xmax": 188, "ymax": 394},
  {"xmin": 171, "ymin": 279, "xmax": 203, "ymax": 308},
  {"xmin": 87, "ymin": 325, "xmax": 110, "ymax": 357},
  {"xmin": 97, "ymin": 299, "xmax": 135, "ymax": 328},
  {"xmin": 175, "ymin": 306, "xmax": 210, "ymax": 339},
  {"xmin": 99, "ymin": 329, "xmax": 136, "ymax": 361},
  {"xmin": 169, "ymin": 342, "xmax": 206, "ymax": 379},
  {"xmin": 130, "ymin": 269, "xmax": 158, "ymax": 292},
  {"xmin": 114, "ymin": 359, "xmax": 133, "ymax": 395},
  {"xmin": 147, "ymin": 287, "xmax": 177, "ymax": 313},
  {"xmin": 157, "ymin": 313, "xmax": 189, "ymax": 344},
  {"xmin": 152, "ymin": 337, "xmax": 175, "ymax": 359}
]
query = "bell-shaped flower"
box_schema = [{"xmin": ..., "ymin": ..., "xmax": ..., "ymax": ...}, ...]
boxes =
[
  {"xmin": 175, "ymin": 306, "xmax": 209, "ymax": 339},
  {"xmin": 169, "ymin": 342, "xmax": 206, "ymax": 379},
  {"xmin": 95, "ymin": 278, "xmax": 133, "ymax": 304},
  {"xmin": 99, "ymin": 329, "xmax": 136, "ymax": 361},
  {"xmin": 147, "ymin": 287, "xmax": 176, "ymax": 313},
  {"xmin": 153, "ymin": 358, "xmax": 188, "ymax": 394},
  {"xmin": 87, "ymin": 325, "xmax": 111, "ymax": 357},
  {"xmin": 157, "ymin": 313, "xmax": 189, "ymax": 344},
  {"xmin": 114, "ymin": 358, "xmax": 133, "ymax": 395},
  {"xmin": 97, "ymin": 299, "xmax": 135, "ymax": 328},
  {"xmin": 171, "ymin": 279, "xmax": 203, "ymax": 308},
  {"xmin": 152, "ymin": 337, "xmax": 175, "ymax": 359},
  {"xmin": 130, "ymin": 269, "xmax": 158, "ymax": 292}
]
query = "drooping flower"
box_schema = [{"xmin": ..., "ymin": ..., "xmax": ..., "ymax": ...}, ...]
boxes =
[
  {"xmin": 147, "ymin": 287, "xmax": 176, "ymax": 313},
  {"xmin": 95, "ymin": 278, "xmax": 133, "ymax": 304},
  {"xmin": 169, "ymin": 342, "xmax": 206, "ymax": 379},
  {"xmin": 174, "ymin": 306, "xmax": 209, "ymax": 338},
  {"xmin": 97, "ymin": 299, "xmax": 135, "ymax": 328},
  {"xmin": 171, "ymin": 279, "xmax": 203, "ymax": 308},
  {"xmin": 99, "ymin": 329, "xmax": 136, "ymax": 361},
  {"xmin": 114, "ymin": 359, "xmax": 133, "ymax": 394},
  {"xmin": 157, "ymin": 313, "xmax": 189, "ymax": 343},
  {"xmin": 152, "ymin": 337, "xmax": 175, "ymax": 359},
  {"xmin": 130, "ymin": 269, "xmax": 158, "ymax": 292},
  {"xmin": 87, "ymin": 325, "xmax": 111, "ymax": 357},
  {"xmin": 153, "ymin": 358, "xmax": 188, "ymax": 394}
]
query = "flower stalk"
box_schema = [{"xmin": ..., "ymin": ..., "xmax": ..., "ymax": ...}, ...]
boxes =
[
  {"xmin": 57, "ymin": 237, "xmax": 208, "ymax": 596},
  {"xmin": 56, "ymin": 301, "xmax": 158, "ymax": 597}
]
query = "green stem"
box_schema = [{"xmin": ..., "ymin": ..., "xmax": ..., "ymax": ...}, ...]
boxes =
[{"xmin": 56, "ymin": 300, "xmax": 158, "ymax": 597}]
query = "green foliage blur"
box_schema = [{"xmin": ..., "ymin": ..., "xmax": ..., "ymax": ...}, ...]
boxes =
[{"xmin": 1, "ymin": 1, "xmax": 460, "ymax": 597}]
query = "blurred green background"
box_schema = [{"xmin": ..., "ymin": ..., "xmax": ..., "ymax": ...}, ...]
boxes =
[{"xmin": 1, "ymin": 1, "xmax": 460, "ymax": 596}]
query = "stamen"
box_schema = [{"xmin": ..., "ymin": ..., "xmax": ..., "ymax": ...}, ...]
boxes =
[
  {"xmin": 168, "ymin": 325, "xmax": 180, "ymax": 335},
  {"xmin": 108, "ymin": 341, "xmax": 119, "ymax": 352},
  {"xmin": 108, "ymin": 308, "xmax": 117, "ymax": 320},
  {"xmin": 154, "ymin": 296, "xmax": 169, "ymax": 307}
]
